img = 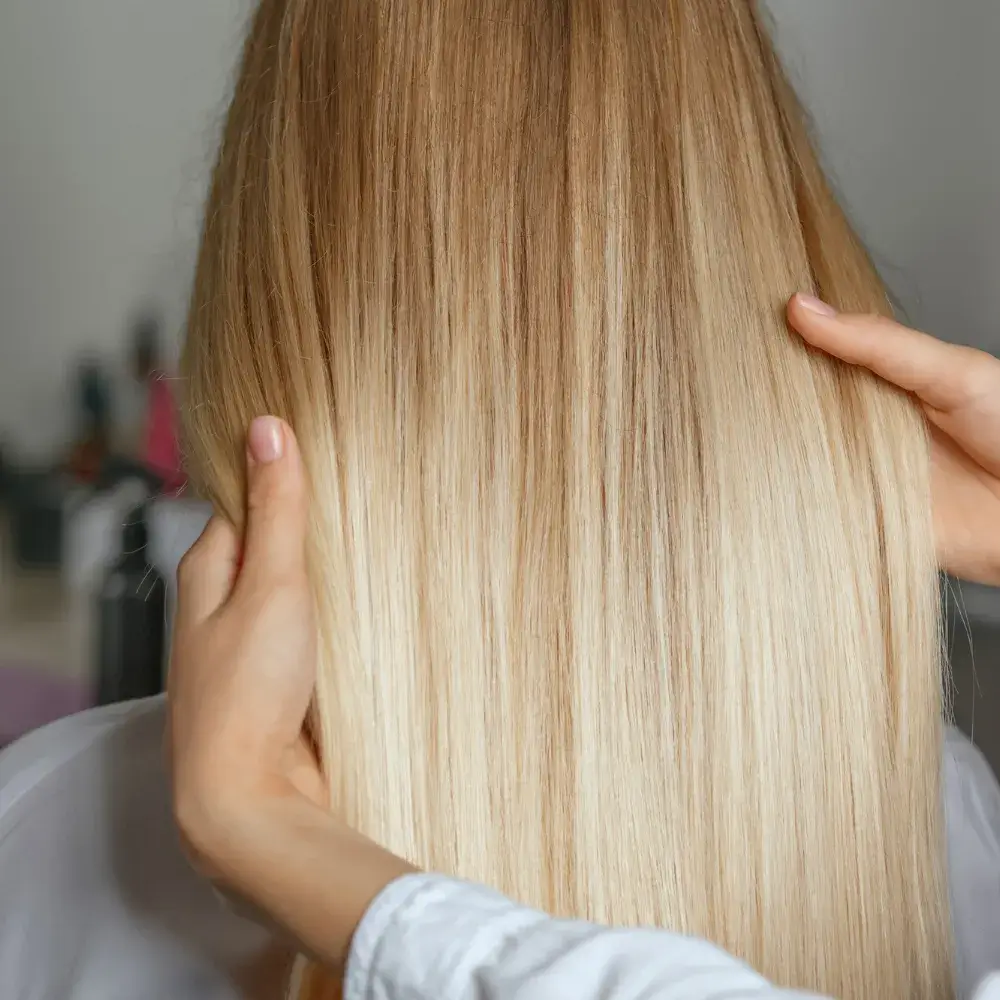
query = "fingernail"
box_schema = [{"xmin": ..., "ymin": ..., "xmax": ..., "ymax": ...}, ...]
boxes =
[
  {"xmin": 248, "ymin": 416, "xmax": 284, "ymax": 464},
  {"xmin": 797, "ymin": 294, "xmax": 838, "ymax": 317}
]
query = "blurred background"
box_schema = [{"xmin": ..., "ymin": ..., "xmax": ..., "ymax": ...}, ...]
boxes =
[{"xmin": 0, "ymin": 1, "xmax": 996, "ymax": 764}]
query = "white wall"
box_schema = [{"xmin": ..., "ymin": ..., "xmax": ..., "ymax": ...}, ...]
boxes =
[
  {"xmin": 0, "ymin": 0, "xmax": 248, "ymax": 459},
  {"xmin": 764, "ymin": 0, "xmax": 999, "ymax": 353},
  {"xmin": 0, "ymin": 0, "xmax": 996, "ymax": 459}
]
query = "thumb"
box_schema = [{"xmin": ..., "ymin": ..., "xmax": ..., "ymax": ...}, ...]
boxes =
[
  {"xmin": 787, "ymin": 293, "xmax": 977, "ymax": 412},
  {"xmin": 238, "ymin": 416, "xmax": 308, "ymax": 591}
]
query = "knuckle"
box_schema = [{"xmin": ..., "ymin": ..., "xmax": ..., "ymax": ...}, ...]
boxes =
[
  {"xmin": 176, "ymin": 545, "xmax": 206, "ymax": 585},
  {"xmin": 847, "ymin": 312, "xmax": 892, "ymax": 334}
]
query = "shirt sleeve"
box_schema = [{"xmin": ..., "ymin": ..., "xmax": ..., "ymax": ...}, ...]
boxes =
[
  {"xmin": 344, "ymin": 874, "xmax": 823, "ymax": 1000},
  {"xmin": 344, "ymin": 875, "xmax": 1000, "ymax": 1000}
]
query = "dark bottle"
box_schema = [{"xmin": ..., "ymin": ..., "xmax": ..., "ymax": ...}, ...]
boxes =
[{"xmin": 95, "ymin": 503, "xmax": 166, "ymax": 706}]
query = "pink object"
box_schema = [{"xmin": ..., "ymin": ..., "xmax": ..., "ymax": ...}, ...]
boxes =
[
  {"xmin": 144, "ymin": 373, "xmax": 186, "ymax": 494},
  {"xmin": 0, "ymin": 665, "xmax": 92, "ymax": 748}
]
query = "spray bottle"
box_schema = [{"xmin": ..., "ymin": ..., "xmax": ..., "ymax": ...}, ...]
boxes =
[{"xmin": 95, "ymin": 502, "xmax": 166, "ymax": 705}]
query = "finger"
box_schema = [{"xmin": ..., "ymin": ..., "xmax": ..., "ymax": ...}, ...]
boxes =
[
  {"xmin": 238, "ymin": 416, "xmax": 308, "ymax": 592},
  {"xmin": 175, "ymin": 516, "xmax": 240, "ymax": 626},
  {"xmin": 787, "ymin": 294, "xmax": 979, "ymax": 412}
]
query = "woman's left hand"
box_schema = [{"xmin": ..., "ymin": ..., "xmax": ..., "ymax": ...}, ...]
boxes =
[{"xmin": 788, "ymin": 295, "xmax": 1000, "ymax": 588}]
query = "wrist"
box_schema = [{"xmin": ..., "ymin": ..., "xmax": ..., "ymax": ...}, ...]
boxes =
[
  {"xmin": 251, "ymin": 798, "xmax": 417, "ymax": 971},
  {"xmin": 181, "ymin": 785, "xmax": 417, "ymax": 973},
  {"xmin": 172, "ymin": 767, "xmax": 288, "ymax": 876}
]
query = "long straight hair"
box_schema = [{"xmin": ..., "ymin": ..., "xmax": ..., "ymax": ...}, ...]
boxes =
[{"xmin": 183, "ymin": 2, "xmax": 953, "ymax": 997}]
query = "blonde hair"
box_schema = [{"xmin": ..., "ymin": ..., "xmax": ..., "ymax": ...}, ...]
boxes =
[{"xmin": 183, "ymin": 1, "xmax": 953, "ymax": 997}]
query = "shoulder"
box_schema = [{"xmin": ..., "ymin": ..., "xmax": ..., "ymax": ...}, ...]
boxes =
[
  {"xmin": 943, "ymin": 726, "xmax": 1000, "ymax": 999},
  {"xmin": 0, "ymin": 696, "xmax": 165, "ymax": 826},
  {"xmin": 0, "ymin": 698, "xmax": 284, "ymax": 1000},
  {"xmin": 945, "ymin": 728, "xmax": 1000, "ymax": 819}
]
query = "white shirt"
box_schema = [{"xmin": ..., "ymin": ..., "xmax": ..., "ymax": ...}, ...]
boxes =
[
  {"xmin": 351, "ymin": 875, "xmax": 1000, "ymax": 1000},
  {"xmin": 1, "ymin": 697, "xmax": 999, "ymax": 1000}
]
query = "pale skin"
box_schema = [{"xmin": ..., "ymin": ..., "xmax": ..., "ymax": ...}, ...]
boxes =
[
  {"xmin": 168, "ymin": 417, "xmax": 414, "ymax": 982},
  {"xmin": 168, "ymin": 295, "xmax": 1000, "ymax": 984},
  {"xmin": 789, "ymin": 294, "xmax": 1000, "ymax": 589}
]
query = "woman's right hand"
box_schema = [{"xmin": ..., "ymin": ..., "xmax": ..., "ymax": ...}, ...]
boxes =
[
  {"xmin": 168, "ymin": 417, "xmax": 415, "ymax": 979},
  {"xmin": 788, "ymin": 295, "xmax": 1000, "ymax": 588}
]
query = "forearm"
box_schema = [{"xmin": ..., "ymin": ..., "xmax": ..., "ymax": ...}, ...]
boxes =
[{"xmin": 184, "ymin": 792, "xmax": 414, "ymax": 975}]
